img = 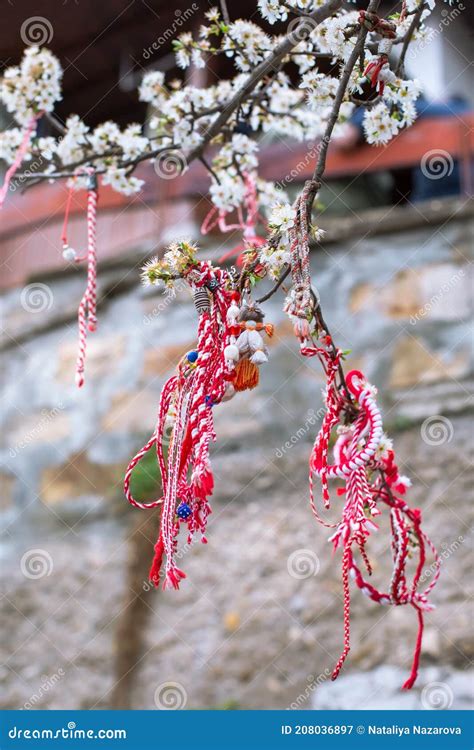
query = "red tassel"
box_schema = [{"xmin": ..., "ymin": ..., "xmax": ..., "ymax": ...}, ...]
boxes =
[
  {"xmin": 402, "ymin": 607, "xmax": 424, "ymax": 690},
  {"xmin": 178, "ymin": 424, "xmax": 193, "ymax": 476},
  {"xmin": 195, "ymin": 468, "xmax": 214, "ymax": 497},
  {"xmin": 164, "ymin": 567, "xmax": 187, "ymax": 590},
  {"xmin": 148, "ymin": 535, "xmax": 164, "ymax": 588}
]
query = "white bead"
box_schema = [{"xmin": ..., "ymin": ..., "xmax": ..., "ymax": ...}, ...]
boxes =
[
  {"xmin": 224, "ymin": 344, "xmax": 240, "ymax": 362},
  {"xmin": 62, "ymin": 246, "xmax": 77, "ymax": 262}
]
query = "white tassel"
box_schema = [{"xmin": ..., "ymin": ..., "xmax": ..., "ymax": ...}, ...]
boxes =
[
  {"xmin": 226, "ymin": 300, "xmax": 240, "ymax": 324},
  {"xmin": 250, "ymin": 349, "xmax": 267, "ymax": 365},
  {"xmin": 224, "ymin": 344, "xmax": 240, "ymax": 362}
]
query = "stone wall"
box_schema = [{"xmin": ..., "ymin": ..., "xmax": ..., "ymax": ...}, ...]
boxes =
[{"xmin": 1, "ymin": 207, "xmax": 472, "ymax": 709}]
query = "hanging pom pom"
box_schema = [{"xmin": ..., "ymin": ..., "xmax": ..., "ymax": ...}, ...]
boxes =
[{"xmin": 224, "ymin": 344, "xmax": 240, "ymax": 362}]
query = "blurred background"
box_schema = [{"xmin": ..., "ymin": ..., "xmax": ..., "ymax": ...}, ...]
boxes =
[{"xmin": 0, "ymin": 0, "xmax": 473, "ymax": 711}]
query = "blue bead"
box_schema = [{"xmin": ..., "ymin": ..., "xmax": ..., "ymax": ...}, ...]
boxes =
[
  {"xmin": 177, "ymin": 502, "xmax": 192, "ymax": 520},
  {"xmin": 186, "ymin": 350, "xmax": 198, "ymax": 363}
]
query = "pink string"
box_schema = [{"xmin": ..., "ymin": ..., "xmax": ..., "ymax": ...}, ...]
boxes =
[
  {"xmin": 201, "ymin": 172, "xmax": 267, "ymax": 265},
  {"xmin": 0, "ymin": 114, "xmax": 40, "ymax": 209}
]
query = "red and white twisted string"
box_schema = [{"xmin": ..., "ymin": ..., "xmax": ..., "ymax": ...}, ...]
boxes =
[
  {"xmin": 309, "ymin": 367, "xmax": 440, "ymax": 687},
  {"xmin": 75, "ymin": 173, "xmax": 98, "ymax": 387},
  {"xmin": 124, "ymin": 263, "xmax": 233, "ymax": 588}
]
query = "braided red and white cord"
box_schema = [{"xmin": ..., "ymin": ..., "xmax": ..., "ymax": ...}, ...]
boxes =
[
  {"xmin": 124, "ymin": 262, "xmax": 236, "ymax": 589},
  {"xmin": 75, "ymin": 174, "xmax": 98, "ymax": 387},
  {"xmin": 310, "ymin": 368, "xmax": 440, "ymax": 688}
]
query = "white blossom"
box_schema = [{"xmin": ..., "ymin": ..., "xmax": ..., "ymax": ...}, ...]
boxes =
[
  {"xmin": 0, "ymin": 47, "xmax": 62, "ymax": 125},
  {"xmin": 269, "ymin": 202, "xmax": 295, "ymax": 232},
  {"xmin": 0, "ymin": 8, "xmax": 432, "ymax": 206},
  {"xmin": 102, "ymin": 166, "xmax": 144, "ymax": 196}
]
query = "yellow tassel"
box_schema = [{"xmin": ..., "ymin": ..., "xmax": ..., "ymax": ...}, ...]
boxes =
[{"xmin": 234, "ymin": 358, "xmax": 259, "ymax": 391}]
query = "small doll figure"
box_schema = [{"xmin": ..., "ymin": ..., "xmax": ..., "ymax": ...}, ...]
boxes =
[{"xmin": 234, "ymin": 304, "xmax": 273, "ymax": 391}]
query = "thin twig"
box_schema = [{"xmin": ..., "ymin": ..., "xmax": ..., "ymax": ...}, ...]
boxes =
[
  {"xmin": 313, "ymin": 0, "xmax": 381, "ymax": 190},
  {"xmin": 255, "ymin": 265, "xmax": 291, "ymax": 304},
  {"xmin": 186, "ymin": 0, "xmax": 343, "ymax": 165},
  {"xmin": 18, "ymin": 0, "xmax": 342, "ymax": 192},
  {"xmin": 219, "ymin": 0, "xmax": 230, "ymax": 25},
  {"xmin": 395, "ymin": 2, "xmax": 426, "ymax": 76}
]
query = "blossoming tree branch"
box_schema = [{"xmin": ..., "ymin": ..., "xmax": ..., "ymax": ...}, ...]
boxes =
[{"xmin": 0, "ymin": 0, "xmax": 442, "ymax": 688}]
